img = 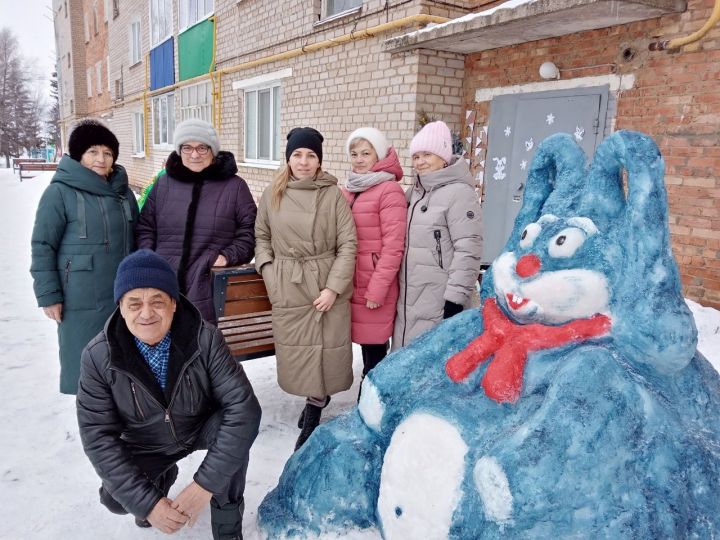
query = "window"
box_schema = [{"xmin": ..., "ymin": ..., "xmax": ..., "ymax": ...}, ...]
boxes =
[
  {"xmin": 96, "ymin": 61, "xmax": 102, "ymax": 95},
  {"xmin": 67, "ymin": 53, "xmax": 71, "ymax": 68},
  {"xmin": 64, "ymin": 1, "xmax": 67, "ymax": 17},
  {"xmin": 86, "ymin": 68, "xmax": 92, "ymax": 97},
  {"xmin": 180, "ymin": 81, "xmax": 211, "ymax": 122},
  {"xmin": 179, "ymin": 0, "xmax": 213, "ymax": 31},
  {"xmin": 132, "ymin": 111, "xmax": 145, "ymax": 155},
  {"xmin": 244, "ymin": 83, "xmax": 281, "ymax": 163},
  {"xmin": 115, "ymin": 79, "xmax": 124, "ymax": 100},
  {"xmin": 152, "ymin": 92, "xmax": 175, "ymax": 146},
  {"xmin": 129, "ymin": 19, "xmax": 141, "ymax": 65},
  {"xmin": 113, "ymin": 0, "xmax": 120, "ymax": 18},
  {"xmin": 324, "ymin": 0, "xmax": 361, "ymax": 17},
  {"xmin": 107, "ymin": 57, "xmax": 111, "ymax": 92},
  {"xmin": 104, "ymin": 0, "xmax": 110, "ymax": 22},
  {"xmin": 150, "ymin": 0, "xmax": 172, "ymax": 46},
  {"xmin": 84, "ymin": 15, "xmax": 90, "ymax": 42},
  {"xmin": 93, "ymin": 3, "xmax": 99, "ymax": 35}
]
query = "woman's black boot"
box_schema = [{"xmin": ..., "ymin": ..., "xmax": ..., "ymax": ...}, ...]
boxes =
[
  {"xmin": 297, "ymin": 396, "xmax": 330, "ymax": 428},
  {"xmin": 295, "ymin": 401, "xmax": 327, "ymax": 451}
]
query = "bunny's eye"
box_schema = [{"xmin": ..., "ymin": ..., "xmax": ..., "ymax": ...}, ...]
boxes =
[
  {"xmin": 548, "ymin": 228, "xmax": 586, "ymax": 258},
  {"xmin": 519, "ymin": 223, "xmax": 541, "ymax": 248}
]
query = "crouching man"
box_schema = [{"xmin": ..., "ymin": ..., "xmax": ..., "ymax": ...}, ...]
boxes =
[{"xmin": 76, "ymin": 249, "xmax": 261, "ymax": 539}]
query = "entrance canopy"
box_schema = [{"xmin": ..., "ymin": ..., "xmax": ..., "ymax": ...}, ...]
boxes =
[{"xmin": 383, "ymin": 0, "xmax": 686, "ymax": 54}]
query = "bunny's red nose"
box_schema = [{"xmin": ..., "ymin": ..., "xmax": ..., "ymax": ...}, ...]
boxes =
[{"xmin": 516, "ymin": 254, "xmax": 541, "ymax": 278}]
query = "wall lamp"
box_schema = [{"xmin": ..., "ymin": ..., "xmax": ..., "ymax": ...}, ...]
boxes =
[{"xmin": 539, "ymin": 61, "xmax": 617, "ymax": 80}]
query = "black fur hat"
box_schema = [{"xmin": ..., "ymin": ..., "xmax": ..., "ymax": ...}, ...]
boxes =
[{"xmin": 68, "ymin": 119, "xmax": 120, "ymax": 163}]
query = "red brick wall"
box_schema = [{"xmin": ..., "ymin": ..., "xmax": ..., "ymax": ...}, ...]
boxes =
[
  {"xmin": 463, "ymin": 0, "xmax": 720, "ymax": 308},
  {"xmin": 82, "ymin": 0, "xmax": 111, "ymax": 115}
]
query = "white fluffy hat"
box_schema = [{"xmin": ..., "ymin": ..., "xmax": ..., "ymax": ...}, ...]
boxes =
[{"xmin": 345, "ymin": 127, "xmax": 389, "ymax": 160}]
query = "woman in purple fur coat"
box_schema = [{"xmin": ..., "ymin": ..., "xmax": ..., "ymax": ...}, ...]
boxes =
[{"xmin": 136, "ymin": 119, "xmax": 257, "ymax": 323}]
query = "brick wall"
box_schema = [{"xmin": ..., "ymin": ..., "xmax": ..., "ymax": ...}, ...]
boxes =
[
  {"xmin": 81, "ymin": 0, "xmax": 111, "ymax": 115},
  {"xmin": 463, "ymin": 0, "xmax": 720, "ymax": 307},
  {"xmin": 214, "ymin": 0, "xmax": 467, "ymax": 200}
]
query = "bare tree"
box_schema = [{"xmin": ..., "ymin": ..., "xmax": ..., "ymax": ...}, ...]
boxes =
[
  {"xmin": 0, "ymin": 27, "xmax": 44, "ymax": 167},
  {"xmin": 47, "ymin": 70, "xmax": 61, "ymax": 156}
]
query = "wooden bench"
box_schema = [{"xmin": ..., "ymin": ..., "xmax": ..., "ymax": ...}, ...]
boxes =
[
  {"xmin": 212, "ymin": 264, "xmax": 275, "ymax": 361},
  {"xmin": 19, "ymin": 162, "xmax": 58, "ymax": 181},
  {"xmin": 13, "ymin": 158, "xmax": 46, "ymax": 175}
]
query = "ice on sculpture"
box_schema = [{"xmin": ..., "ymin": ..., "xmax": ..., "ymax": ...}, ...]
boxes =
[{"xmin": 258, "ymin": 131, "xmax": 720, "ymax": 539}]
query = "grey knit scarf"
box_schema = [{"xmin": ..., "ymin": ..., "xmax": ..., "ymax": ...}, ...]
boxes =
[{"xmin": 345, "ymin": 170, "xmax": 396, "ymax": 193}]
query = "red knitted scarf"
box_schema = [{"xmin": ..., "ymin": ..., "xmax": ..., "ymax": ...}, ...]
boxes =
[{"xmin": 445, "ymin": 298, "xmax": 611, "ymax": 404}]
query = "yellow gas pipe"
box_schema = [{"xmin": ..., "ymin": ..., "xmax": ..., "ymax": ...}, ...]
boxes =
[{"xmin": 649, "ymin": 0, "xmax": 720, "ymax": 51}]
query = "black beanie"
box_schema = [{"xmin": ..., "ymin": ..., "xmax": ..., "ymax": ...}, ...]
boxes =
[
  {"xmin": 68, "ymin": 119, "xmax": 120, "ymax": 163},
  {"xmin": 285, "ymin": 127, "xmax": 324, "ymax": 164}
]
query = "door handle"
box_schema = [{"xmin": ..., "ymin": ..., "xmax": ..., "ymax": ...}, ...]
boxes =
[{"xmin": 516, "ymin": 183, "xmax": 524, "ymax": 191}]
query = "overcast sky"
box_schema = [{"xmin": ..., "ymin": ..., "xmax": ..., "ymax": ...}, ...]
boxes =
[{"xmin": 3, "ymin": 0, "xmax": 56, "ymax": 100}]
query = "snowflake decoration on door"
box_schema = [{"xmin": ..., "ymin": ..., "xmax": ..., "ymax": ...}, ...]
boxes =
[
  {"xmin": 504, "ymin": 126, "xmax": 512, "ymax": 137},
  {"xmin": 525, "ymin": 138, "xmax": 534, "ymax": 152},
  {"xmin": 520, "ymin": 159, "xmax": 528, "ymax": 171},
  {"xmin": 492, "ymin": 156, "xmax": 507, "ymax": 181},
  {"xmin": 574, "ymin": 126, "xmax": 585, "ymax": 142},
  {"xmin": 546, "ymin": 113, "xmax": 555, "ymax": 125}
]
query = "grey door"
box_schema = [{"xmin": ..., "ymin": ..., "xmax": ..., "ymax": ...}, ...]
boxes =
[{"xmin": 481, "ymin": 86, "xmax": 609, "ymax": 264}]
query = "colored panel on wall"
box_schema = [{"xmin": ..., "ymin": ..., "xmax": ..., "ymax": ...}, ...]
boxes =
[
  {"xmin": 178, "ymin": 19, "xmax": 215, "ymax": 81},
  {"xmin": 150, "ymin": 38, "xmax": 175, "ymax": 91}
]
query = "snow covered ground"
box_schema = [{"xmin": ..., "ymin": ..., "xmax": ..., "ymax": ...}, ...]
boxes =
[{"xmin": 0, "ymin": 166, "xmax": 718, "ymax": 539}]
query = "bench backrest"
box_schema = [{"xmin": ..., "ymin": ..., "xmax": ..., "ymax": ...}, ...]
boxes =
[{"xmin": 211, "ymin": 265, "xmax": 274, "ymax": 361}]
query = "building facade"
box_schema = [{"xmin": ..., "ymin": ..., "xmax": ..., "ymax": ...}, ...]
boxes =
[{"xmin": 53, "ymin": 0, "xmax": 720, "ymax": 307}]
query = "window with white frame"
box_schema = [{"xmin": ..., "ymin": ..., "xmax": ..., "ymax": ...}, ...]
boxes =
[
  {"xmin": 86, "ymin": 68, "xmax": 92, "ymax": 97},
  {"xmin": 150, "ymin": 0, "xmax": 172, "ymax": 46},
  {"xmin": 96, "ymin": 61, "xmax": 102, "ymax": 95},
  {"xmin": 179, "ymin": 0, "xmax": 213, "ymax": 31},
  {"xmin": 180, "ymin": 81, "xmax": 212, "ymax": 122},
  {"xmin": 152, "ymin": 92, "xmax": 175, "ymax": 146},
  {"xmin": 244, "ymin": 82, "xmax": 281, "ymax": 163},
  {"xmin": 107, "ymin": 57, "xmax": 111, "ymax": 92},
  {"xmin": 324, "ymin": 0, "xmax": 361, "ymax": 17},
  {"xmin": 104, "ymin": 0, "xmax": 110, "ymax": 22},
  {"xmin": 129, "ymin": 19, "xmax": 142, "ymax": 65},
  {"xmin": 84, "ymin": 14, "xmax": 90, "ymax": 42},
  {"xmin": 132, "ymin": 111, "xmax": 145, "ymax": 155}
]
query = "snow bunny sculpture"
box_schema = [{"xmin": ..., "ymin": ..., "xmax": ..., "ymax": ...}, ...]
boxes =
[{"xmin": 259, "ymin": 131, "xmax": 720, "ymax": 539}]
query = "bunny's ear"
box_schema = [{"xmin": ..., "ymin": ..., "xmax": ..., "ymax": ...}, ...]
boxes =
[
  {"xmin": 585, "ymin": 130, "xmax": 697, "ymax": 373},
  {"xmin": 508, "ymin": 133, "xmax": 587, "ymax": 243}
]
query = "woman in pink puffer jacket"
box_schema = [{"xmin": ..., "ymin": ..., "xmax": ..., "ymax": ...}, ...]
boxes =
[{"xmin": 341, "ymin": 128, "xmax": 407, "ymax": 381}]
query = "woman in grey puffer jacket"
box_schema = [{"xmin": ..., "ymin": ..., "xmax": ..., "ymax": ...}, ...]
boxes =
[{"xmin": 392, "ymin": 121, "xmax": 483, "ymax": 350}]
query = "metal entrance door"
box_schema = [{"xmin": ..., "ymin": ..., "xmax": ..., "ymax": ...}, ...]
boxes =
[{"xmin": 481, "ymin": 86, "xmax": 609, "ymax": 264}]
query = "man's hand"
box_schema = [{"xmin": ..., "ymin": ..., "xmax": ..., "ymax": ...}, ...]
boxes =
[
  {"xmin": 146, "ymin": 497, "xmax": 187, "ymax": 534},
  {"xmin": 172, "ymin": 481, "xmax": 213, "ymax": 527},
  {"xmin": 313, "ymin": 288, "xmax": 338, "ymax": 312},
  {"xmin": 42, "ymin": 303, "xmax": 63, "ymax": 322}
]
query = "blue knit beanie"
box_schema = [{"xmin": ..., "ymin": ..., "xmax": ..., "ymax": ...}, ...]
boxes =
[{"xmin": 114, "ymin": 249, "xmax": 179, "ymax": 303}]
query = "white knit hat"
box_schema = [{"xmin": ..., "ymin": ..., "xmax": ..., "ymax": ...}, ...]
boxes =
[
  {"xmin": 174, "ymin": 118, "xmax": 220, "ymax": 155},
  {"xmin": 345, "ymin": 127, "xmax": 389, "ymax": 160},
  {"xmin": 409, "ymin": 121, "xmax": 452, "ymax": 164}
]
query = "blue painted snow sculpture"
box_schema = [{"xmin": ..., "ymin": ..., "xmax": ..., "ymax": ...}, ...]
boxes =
[{"xmin": 259, "ymin": 131, "xmax": 720, "ymax": 539}]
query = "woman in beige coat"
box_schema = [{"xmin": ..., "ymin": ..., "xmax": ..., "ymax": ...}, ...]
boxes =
[{"xmin": 255, "ymin": 127, "xmax": 357, "ymax": 451}]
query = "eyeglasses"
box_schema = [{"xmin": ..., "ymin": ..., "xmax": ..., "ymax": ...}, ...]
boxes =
[{"xmin": 180, "ymin": 144, "xmax": 211, "ymax": 156}]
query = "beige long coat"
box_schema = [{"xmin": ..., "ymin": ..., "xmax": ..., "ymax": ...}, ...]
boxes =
[{"xmin": 255, "ymin": 171, "xmax": 357, "ymax": 397}]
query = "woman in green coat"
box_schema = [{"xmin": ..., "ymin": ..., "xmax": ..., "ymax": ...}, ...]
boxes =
[{"xmin": 31, "ymin": 119, "xmax": 138, "ymax": 394}]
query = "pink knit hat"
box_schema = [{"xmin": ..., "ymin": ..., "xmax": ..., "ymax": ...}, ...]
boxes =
[{"xmin": 409, "ymin": 121, "xmax": 453, "ymax": 164}]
